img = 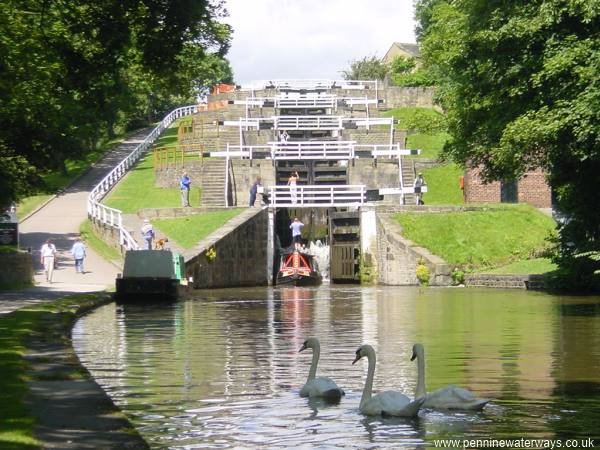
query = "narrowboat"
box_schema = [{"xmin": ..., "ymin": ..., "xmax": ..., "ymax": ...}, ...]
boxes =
[{"xmin": 276, "ymin": 248, "xmax": 322, "ymax": 286}]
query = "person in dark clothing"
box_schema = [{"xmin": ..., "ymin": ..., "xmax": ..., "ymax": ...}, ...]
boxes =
[{"xmin": 249, "ymin": 176, "xmax": 262, "ymax": 206}]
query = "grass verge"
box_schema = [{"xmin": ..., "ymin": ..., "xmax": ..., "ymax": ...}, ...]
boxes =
[
  {"xmin": 79, "ymin": 220, "xmax": 122, "ymax": 264},
  {"xmin": 0, "ymin": 294, "xmax": 109, "ymax": 449},
  {"xmin": 478, "ymin": 257, "xmax": 557, "ymax": 275},
  {"xmin": 394, "ymin": 204, "xmax": 557, "ymax": 270},
  {"xmin": 153, "ymin": 209, "xmax": 246, "ymax": 249},
  {"xmin": 421, "ymin": 163, "xmax": 464, "ymax": 205}
]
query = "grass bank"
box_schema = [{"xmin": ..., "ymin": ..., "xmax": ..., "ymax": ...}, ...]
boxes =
[
  {"xmin": 153, "ymin": 209, "xmax": 246, "ymax": 249},
  {"xmin": 421, "ymin": 163, "xmax": 463, "ymax": 205},
  {"xmin": 0, "ymin": 294, "xmax": 121, "ymax": 449},
  {"xmin": 394, "ymin": 204, "xmax": 557, "ymax": 270},
  {"xmin": 104, "ymin": 119, "xmax": 203, "ymax": 213},
  {"xmin": 79, "ymin": 220, "xmax": 122, "ymax": 265}
]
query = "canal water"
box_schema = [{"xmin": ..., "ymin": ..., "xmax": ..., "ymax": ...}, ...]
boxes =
[{"xmin": 73, "ymin": 286, "xmax": 600, "ymax": 449}]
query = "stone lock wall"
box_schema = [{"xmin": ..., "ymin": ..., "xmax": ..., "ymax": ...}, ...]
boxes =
[
  {"xmin": 381, "ymin": 87, "xmax": 436, "ymax": 109},
  {"xmin": 183, "ymin": 208, "xmax": 269, "ymax": 288},
  {"xmin": 230, "ymin": 160, "xmax": 276, "ymax": 207},
  {"xmin": 348, "ymin": 160, "xmax": 401, "ymax": 189},
  {"xmin": 0, "ymin": 251, "xmax": 34, "ymax": 286},
  {"xmin": 375, "ymin": 212, "xmax": 451, "ymax": 286}
]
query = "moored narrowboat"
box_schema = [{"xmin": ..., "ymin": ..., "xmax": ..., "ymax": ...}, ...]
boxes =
[{"xmin": 277, "ymin": 249, "xmax": 322, "ymax": 286}]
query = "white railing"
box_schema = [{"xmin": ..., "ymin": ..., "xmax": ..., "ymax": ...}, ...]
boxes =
[
  {"xmin": 210, "ymin": 142, "xmax": 420, "ymax": 160},
  {"xmin": 275, "ymin": 116, "xmax": 343, "ymax": 130},
  {"xmin": 268, "ymin": 185, "xmax": 366, "ymax": 208},
  {"xmin": 275, "ymin": 96, "xmax": 336, "ymax": 109},
  {"xmin": 239, "ymin": 79, "xmax": 378, "ymax": 92},
  {"xmin": 87, "ymin": 104, "xmax": 198, "ymax": 250},
  {"xmin": 233, "ymin": 95, "xmax": 378, "ymax": 109},
  {"xmin": 222, "ymin": 115, "xmax": 394, "ymax": 131}
]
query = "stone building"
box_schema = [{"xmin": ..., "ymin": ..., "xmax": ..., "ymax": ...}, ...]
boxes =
[
  {"xmin": 464, "ymin": 166, "xmax": 552, "ymax": 208},
  {"xmin": 382, "ymin": 42, "xmax": 420, "ymax": 64}
]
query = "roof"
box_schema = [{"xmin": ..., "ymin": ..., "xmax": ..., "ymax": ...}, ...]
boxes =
[{"xmin": 382, "ymin": 42, "xmax": 421, "ymax": 63}]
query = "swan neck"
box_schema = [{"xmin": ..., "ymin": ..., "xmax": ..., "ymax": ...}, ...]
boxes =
[
  {"xmin": 360, "ymin": 349, "xmax": 375, "ymax": 409},
  {"xmin": 307, "ymin": 345, "xmax": 320, "ymax": 381},
  {"xmin": 415, "ymin": 350, "xmax": 426, "ymax": 398}
]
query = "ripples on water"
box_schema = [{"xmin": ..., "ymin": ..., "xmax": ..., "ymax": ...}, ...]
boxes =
[{"xmin": 73, "ymin": 286, "xmax": 600, "ymax": 449}]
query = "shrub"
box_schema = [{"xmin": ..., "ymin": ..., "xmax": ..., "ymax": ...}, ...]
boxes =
[
  {"xmin": 451, "ymin": 267, "xmax": 465, "ymax": 285},
  {"xmin": 416, "ymin": 258, "xmax": 430, "ymax": 286}
]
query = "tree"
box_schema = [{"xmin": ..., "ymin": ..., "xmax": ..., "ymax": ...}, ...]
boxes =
[
  {"xmin": 416, "ymin": 0, "xmax": 600, "ymax": 289},
  {"xmin": 341, "ymin": 56, "xmax": 389, "ymax": 81},
  {"xmin": 390, "ymin": 55, "xmax": 435, "ymax": 87}
]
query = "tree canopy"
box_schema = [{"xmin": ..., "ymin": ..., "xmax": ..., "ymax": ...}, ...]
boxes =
[
  {"xmin": 0, "ymin": 0, "xmax": 232, "ymax": 210},
  {"xmin": 416, "ymin": 0, "xmax": 600, "ymax": 287}
]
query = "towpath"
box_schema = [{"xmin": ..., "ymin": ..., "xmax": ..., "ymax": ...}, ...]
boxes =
[{"xmin": 0, "ymin": 129, "xmax": 150, "ymax": 314}]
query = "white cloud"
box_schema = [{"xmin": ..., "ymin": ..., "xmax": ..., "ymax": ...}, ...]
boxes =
[{"xmin": 222, "ymin": 0, "xmax": 417, "ymax": 84}]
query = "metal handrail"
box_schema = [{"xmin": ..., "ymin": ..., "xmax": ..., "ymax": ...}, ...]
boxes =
[{"xmin": 87, "ymin": 104, "xmax": 198, "ymax": 250}]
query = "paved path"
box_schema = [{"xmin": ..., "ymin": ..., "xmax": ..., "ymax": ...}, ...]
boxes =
[{"xmin": 0, "ymin": 130, "xmax": 151, "ymax": 314}]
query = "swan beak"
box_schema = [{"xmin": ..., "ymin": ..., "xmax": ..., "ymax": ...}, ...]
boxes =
[
  {"xmin": 352, "ymin": 355, "xmax": 361, "ymax": 365},
  {"xmin": 299, "ymin": 343, "xmax": 307, "ymax": 352},
  {"xmin": 410, "ymin": 351, "xmax": 417, "ymax": 361}
]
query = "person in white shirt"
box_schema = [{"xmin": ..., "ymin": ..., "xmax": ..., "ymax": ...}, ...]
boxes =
[
  {"xmin": 40, "ymin": 239, "xmax": 57, "ymax": 283},
  {"xmin": 70, "ymin": 238, "xmax": 86, "ymax": 274}
]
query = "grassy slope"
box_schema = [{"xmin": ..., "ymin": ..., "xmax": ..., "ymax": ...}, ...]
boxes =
[
  {"xmin": 421, "ymin": 163, "xmax": 464, "ymax": 205},
  {"xmin": 394, "ymin": 204, "xmax": 557, "ymax": 269},
  {"xmin": 153, "ymin": 209, "xmax": 245, "ymax": 249},
  {"xmin": 79, "ymin": 220, "xmax": 122, "ymax": 264},
  {"xmin": 104, "ymin": 119, "xmax": 202, "ymax": 213},
  {"xmin": 479, "ymin": 257, "xmax": 557, "ymax": 275}
]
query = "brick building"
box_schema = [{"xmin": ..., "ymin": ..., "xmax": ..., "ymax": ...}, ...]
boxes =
[{"xmin": 464, "ymin": 166, "xmax": 552, "ymax": 208}]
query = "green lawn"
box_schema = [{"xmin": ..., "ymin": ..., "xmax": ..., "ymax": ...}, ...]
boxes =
[
  {"xmin": 382, "ymin": 107, "xmax": 447, "ymax": 159},
  {"xmin": 153, "ymin": 209, "xmax": 246, "ymax": 249},
  {"xmin": 103, "ymin": 154, "xmax": 201, "ymax": 213},
  {"xmin": 394, "ymin": 204, "xmax": 557, "ymax": 270},
  {"xmin": 421, "ymin": 163, "xmax": 464, "ymax": 205},
  {"xmin": 479, "ymin": 257, "xmax": 557, "ymax": 275}
]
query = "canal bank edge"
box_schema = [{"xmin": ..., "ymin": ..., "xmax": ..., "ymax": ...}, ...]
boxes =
[{"xmin": 2, "ymin": 293, "xmax": 149, "ymax": 449}]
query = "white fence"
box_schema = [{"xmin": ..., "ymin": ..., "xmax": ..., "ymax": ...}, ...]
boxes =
[
  {"xmin": 268, "ymin": 185, "xmax": 366, "ymax": 208},
  {"xmin": 87, "ymin": 105, "xmax": 198, "ymax": 250},
  {"xmin": 239, "ymin": 79, "xmax": 379, "ymax": 92},
  {"xmin": 222, "ymin": 116, "xmax": 394, "ymax": 131},
  {"xmin": 209, "ymin": 142, "xmax": 420, "ymax": 160},
  {"xmin": 232, "ymin": 95, "xmax": 379, "ymax": 109}
]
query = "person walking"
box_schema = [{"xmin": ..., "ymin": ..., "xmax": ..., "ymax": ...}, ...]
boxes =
[
  {"xmin": 249, "ymin": 176, "xmax": 262, "ymax": 207},
  {"xmin": 413, "ymin": 172, "xmax": 427, "ymax": 205},
  {"xmin": 40, "ymin": 239, "xmax": 57, "ymax": 283},
  {"xmin": 290, "ymin": 217, "xmax": 304, "ymax": 250},
  {"xmin": 180, "ymin": 172, "xmax": 191, "ymax": 207},
  {"xmin": 70, "ymin": 237, "xmax": 86, "ymax": 274},
  {"xmin": 141, "ymin": 219, "xmax": 155, "ymax": 250}
]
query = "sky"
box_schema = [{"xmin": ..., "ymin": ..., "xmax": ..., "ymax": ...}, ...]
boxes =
[{"xmin": 222, "ymin": 0, "xmax": 417, "ymax": 85}]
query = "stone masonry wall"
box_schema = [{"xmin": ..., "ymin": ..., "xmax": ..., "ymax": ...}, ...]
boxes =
[
  {"xmin": 183, "ymin": 208, "xmax": 269, "ymax": 288},
  {"xmin": 0, "ymin": 251, "xmax": 33, "ymax": 286},
  {"xmin": 348, "ymin": 160, "xmax": 400, "ymax": 189},
  {"xmin": 381, "ymin": 87, "xmax": 436, "ymax": 109}
]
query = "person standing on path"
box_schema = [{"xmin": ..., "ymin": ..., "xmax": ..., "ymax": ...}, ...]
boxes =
[
  {"xmin": 249, "ymin": 176, "xmax": 262, "ymax": 207},
  {"xmin": 70, "ymin": 237, "xmax": 86, "ymax": 274},
  {"xmin": 141, "ymin": 219, "xmax": 154, "ymax": 250},
  {"xmin": 40, "ymin": 239, "xmax": 57, "ymax": 283},
  {"xmin": 180, "ymin": 172, "xmax": 191, "ymax": 207},
  {"xmin": 290, "ymin": 217, "xmax": 304, "ymax": 250},
  {"xmin": 413, "ymin": 172, "xmax": 427, "ymax": 205}
]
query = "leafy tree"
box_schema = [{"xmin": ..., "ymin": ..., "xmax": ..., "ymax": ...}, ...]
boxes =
[
  {"xmin": 390, "ymin": 55, "xmax": 435, "ymax": 87},
  {"xmin": 417, "ymin": 0, "xmax": 600, "ymax": 289},
  {"xmin": 341, "ymin": 55, "xmax": 389, "ymax": 81},
  {"xmin": 0, "ymin": 0, "xmax": 232, "ymax": 208}
]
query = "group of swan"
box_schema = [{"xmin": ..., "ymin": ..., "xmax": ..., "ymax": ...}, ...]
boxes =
[{"xmin": 299, "ymin": 338, "xmax": 489, "ymax": 417}]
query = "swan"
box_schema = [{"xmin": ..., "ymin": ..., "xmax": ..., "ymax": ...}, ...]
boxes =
[
  {"xmin": 411, "ymin": 343, "xmax": 489, "ymax": 411},
  {"xmin": 352, "ymin": 344, "xmax": 424, "ymax": 417},
  {"xmin": 299, "ymin": 338, "xmax": 345, "ymax": 401}
]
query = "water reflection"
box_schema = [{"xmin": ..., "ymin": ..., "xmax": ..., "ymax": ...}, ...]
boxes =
[{"xmin": 73, "ymin": 286, "xmax": 600, "ymax": 448}]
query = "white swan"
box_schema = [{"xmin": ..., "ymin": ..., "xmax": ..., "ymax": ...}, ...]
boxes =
[
  {"xmin": 411, "ymin": 343, "xmax": 489, "ymax": 411},
  {"xmin": 299, "ymin": 338, "xmax": 345, "ymax": 400},
  {"xmin": 352, "ymin": 344, "xmax": 424, "ymax": 417}
]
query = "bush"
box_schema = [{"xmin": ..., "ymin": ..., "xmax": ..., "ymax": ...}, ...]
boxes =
[
  {"xmin": 416, "ymin": 258, "xmax": 430, "ymax": 286},
  {"xmin": 451, "ymin": 267, "xmax": 465, "ymax": 285},
  {"xmin": 359, "ymin": 255, "xmax": 376, "ymax": 284}
]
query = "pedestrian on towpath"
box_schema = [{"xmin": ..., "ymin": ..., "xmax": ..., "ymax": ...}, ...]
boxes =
[
  {"xmin": 40, "ymin": 239, "xmax": 57, "ymax": 283},
  {"xmin": 70, "ymin": 237, "xmax": 86, "ymax": 274},
  {"xmin": 180, "ymin": 172, "xmax": 191, "ymax": 207},
  {"xmin": 141, "ymin": 219, "xmax": 154, "ymax": 250}
]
